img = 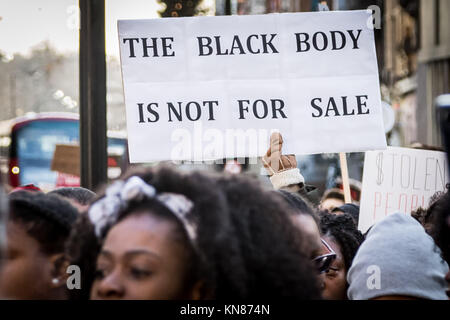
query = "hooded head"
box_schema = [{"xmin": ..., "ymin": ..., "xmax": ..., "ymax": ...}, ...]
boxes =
[{"xmin": 347, "ymin": 213, "xmax": 449, "ymax": 300}]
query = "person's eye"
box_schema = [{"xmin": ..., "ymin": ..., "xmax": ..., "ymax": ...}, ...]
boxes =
[
  {"xmin": 94, "ymin": 268, "xmax": 106, "ymax": 280},
  {"xmin": 5, "ymin": 249, "xmax": 18, "ymax": 260},
  {"xmin": 326, "ymin": 268, "xmax": 339, "ymax": 277},
  {"xmin": 130, "ymin": 267, "xmax": 152, "ymax": 279},
  {"xmin": 94, "ymin": 265, "xmax": 110, "ymax": 280}
]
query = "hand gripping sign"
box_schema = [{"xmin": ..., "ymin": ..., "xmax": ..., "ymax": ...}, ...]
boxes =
[{"xmin": 118, "ymin": 10, "xmax": 387, "ymax": 163}]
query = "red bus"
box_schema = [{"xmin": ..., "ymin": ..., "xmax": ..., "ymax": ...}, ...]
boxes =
[{"xmin": 0, "ymin": 112, "xmax": 128, "ymax": 191}]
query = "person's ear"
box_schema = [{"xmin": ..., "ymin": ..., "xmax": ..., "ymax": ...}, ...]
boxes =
[
  {"xmin": 189, "ymin": 280, "xmax": 213, "ymax": 300},
  {"xmin": 49, "ymin": 253, "xmax": 70, "ymax": 289}
]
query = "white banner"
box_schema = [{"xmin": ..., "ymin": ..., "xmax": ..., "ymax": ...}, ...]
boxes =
[
  {"xmin": 359, "ymin": 147, "xmax": 449, "ymax": 233},
  {"xmin": 118, "ymin": 10, "xmax": 386, "ymax": 163}
]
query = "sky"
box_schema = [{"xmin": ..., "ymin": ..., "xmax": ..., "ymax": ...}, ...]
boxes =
[{"xmin": 0, "ymin": 0, "xmax": 164, "ymax": 57}]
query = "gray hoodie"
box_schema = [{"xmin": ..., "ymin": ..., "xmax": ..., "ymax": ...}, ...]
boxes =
[{"xmin": 347, "ymin": 213, "xmax": 449, "ymax": 300}]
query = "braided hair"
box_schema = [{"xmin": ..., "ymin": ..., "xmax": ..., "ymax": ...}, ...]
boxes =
[{"xmin": 319, "ymin": 212, "xmax": 364, "ymax": 271}]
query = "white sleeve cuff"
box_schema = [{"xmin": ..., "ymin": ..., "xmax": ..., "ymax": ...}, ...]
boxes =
[{"xmin": 270, "ymin": 168, "xmax": 305, "ymax": 190}]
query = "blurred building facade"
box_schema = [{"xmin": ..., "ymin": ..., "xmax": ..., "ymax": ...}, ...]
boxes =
[
  {"xmin": 416, "ymin": 0, "xmax": 450, "ymax": 146},
  {"xmin": 381, "ymin": 0, "xmax": 449, "ymax": 148},
  {"xmin": 382, "ymin": 0, "xmax": 419, "ymax": 146}
]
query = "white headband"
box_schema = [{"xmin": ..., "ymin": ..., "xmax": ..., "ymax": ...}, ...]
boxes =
[{"xmin": 88, "ymin": 176, "xmax": 196, "ymax": 242}]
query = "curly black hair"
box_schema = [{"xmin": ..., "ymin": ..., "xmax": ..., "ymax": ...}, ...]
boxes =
[
  {"xmin": 412, "ymin": 190, "xmax": 448, "ymax": 236},
  {"xmin": 9, "ymin": 191, "xmax": 78, "ymax": 255},
  {"xmin": 332, "ymin": 204, "xmax": 359, "ymax": 227},
  {"xmin": 319, "ymin": 212, "xmax": 364, "ymax": 272},
  {"xmin": 214, "ymin": 174, "xmax": 321, "ymax": 299},
  {"xmin": 66, "ymin": 165, "xmax": 322, "ymax": 300},
  {"xmin": 430, "ymin": 192, "xmax": 450, "ymax": 264}
]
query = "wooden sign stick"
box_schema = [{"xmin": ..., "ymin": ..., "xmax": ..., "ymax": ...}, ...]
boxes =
[{"xmin": 339, "ymin": 152, "xmax": 352, "ymax": 204}]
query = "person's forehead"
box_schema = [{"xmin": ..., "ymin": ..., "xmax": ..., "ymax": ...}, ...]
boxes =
[
  {"xmin": 102, "ymin": 213, "xmax": 178, "ymax": 258},
  {"xmin": 291, "ymin": 214, "xmax": 322, "ymax": 254},
  {"xmin": 323, "ymin": 198, "xmax": 344, "ymax": 205},
  {"xmin": 294, "ymin": 214, "xmax": 319, "ymax": 235},
  {"xmin": 321, "ymin": 198, "xmax": 345, "ymax": 211},
  {"xmin": 6, "ymin": 221, "xmax": 40, "ymax": 251}
]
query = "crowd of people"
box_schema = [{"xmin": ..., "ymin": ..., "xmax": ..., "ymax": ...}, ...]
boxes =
[{"xmin": 0, "ymin": 133, "xmax": 448, "ymax": 300}]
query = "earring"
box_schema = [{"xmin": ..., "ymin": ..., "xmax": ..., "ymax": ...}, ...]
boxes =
[{"xmin": 52, "ymin": 278, "xmax": 60, "ymax": 285}]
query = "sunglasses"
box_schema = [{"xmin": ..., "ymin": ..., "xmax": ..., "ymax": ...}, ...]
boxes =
[{"xmin": 312, "ymin": 238, "xmax": 337, "ymax": 274}]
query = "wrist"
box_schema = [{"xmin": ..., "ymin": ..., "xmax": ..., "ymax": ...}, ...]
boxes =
[{"xmin": 270, "ymin": 168, "xmax": 305, "ymax": 190}]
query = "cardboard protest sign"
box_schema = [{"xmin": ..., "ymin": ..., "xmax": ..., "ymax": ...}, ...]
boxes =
[
  {"xmin": 358, "ymin": 147, "xmax": 449, "ymax": 233},
  {"xmin": 118, "ymin": 10, "xmax": 386, "ymax": 163},
  {"xmin": 51, "ymin": 144, "xmax": 80, "ymax": 177}
]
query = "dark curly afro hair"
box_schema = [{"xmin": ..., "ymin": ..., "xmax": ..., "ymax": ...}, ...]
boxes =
[
  {"xmin": 66, "ymin": 165, "xmax": 322, "ymax": 300},
  {"xmin": 319, "ymin": 212, "xmax": 364, "ymax": 272},
  {"xmin": 429, "ymin": 192, "xmax": 450, "ymax": 264}
]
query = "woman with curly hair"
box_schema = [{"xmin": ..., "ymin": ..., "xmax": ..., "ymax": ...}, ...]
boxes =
[
  {"xmin": 66, "ymin": 166, "xmax": 321, "ymax": 300},
  {"xmin": 318, "ymin": 212, "xmax": 364, "ymax": 300}
]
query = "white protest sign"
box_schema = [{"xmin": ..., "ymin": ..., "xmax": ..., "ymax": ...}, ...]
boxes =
[
  {"xmin": 359, "ymin": 147, "xmax": 449, "ymax": 233},
  {"xmin": 118, "ymin": 10, "xmax": 386, "ymax": 163}
]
